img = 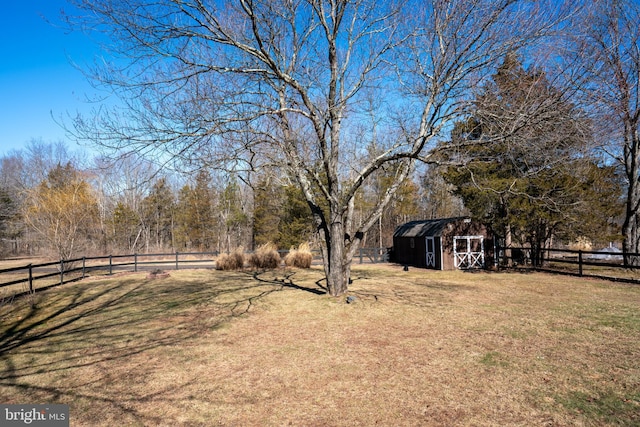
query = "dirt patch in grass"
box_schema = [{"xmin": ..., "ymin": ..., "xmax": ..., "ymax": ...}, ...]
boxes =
[{"xmin": 0, "ymin": 265, "xmax": 639, "ymax": 426}]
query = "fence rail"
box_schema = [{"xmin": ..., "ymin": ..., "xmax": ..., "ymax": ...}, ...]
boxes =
[
  {"xmin": 499, "ymin": 246, "xmax": 640, "ymax": 284},
  {"xmin": 0, "ymin": 248, "xmax": 388, "ymax": 300},
  {"xmin": 358, "ymin": 247, "xmax": 389, "ymax": 264},
  {"xmin": 0, "ymin": 251, "xmax": 221, "ymax": 299},
  {"xmin": 2, "ymin": 245, "xmax": 638, "ymax": 302}
]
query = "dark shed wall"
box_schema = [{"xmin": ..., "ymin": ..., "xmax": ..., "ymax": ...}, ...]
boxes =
[
  {"xmin": 393, "ymin": 235, "xmax": 428, "ymax": 268},
  {"xmin": 442, "ymin": 220, "xmax": 494, "ymax": 270}
]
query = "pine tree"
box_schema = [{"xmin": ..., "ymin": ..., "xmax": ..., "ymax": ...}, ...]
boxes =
[
  {"xmin": 175, "ymin": 171, "xmax": 217, "ymax": 251},
  {"xmin": 442, "ymin": 55, "xmax": 622, "ymax": 264},
  {"xmin": 252, "ymin": 175, "xmax": 282, "ymax": 247},
  {"xmin": 217, "ymin": 178, "xmax": 248, "ymax": 252},
  {"xmin": 141, "ymin": 177, "xmax": 175, "ymax": 251},
  {"xmin": 110, "ymin": 201, "xmax": 142, "ymax": 253},
  {"xmin": 278, "ymin": 184, "xmax": 314, "ymax": 249}
]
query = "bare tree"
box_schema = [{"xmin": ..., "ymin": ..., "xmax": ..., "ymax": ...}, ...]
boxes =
[
  {"xmin": 90, "ymin": 154, "xmax": 162, "ymax": 253},
  {"xmin": 419, "ymin": 165, "xmax": 467, "ymax": 220},
  {"xmin": 67, "ymin": 0, "xmax": 565, "ymax": 295},
  {"xmin": 0, "ymin": 141, "xmax": 86, "ymax": 256},
  {"xmin": 568, "ymin": 0, "xmax": 640, "ymax": 264},
  {"xmin": 23, "ymin": 163, "xmax": 100, "ymax": 260}
]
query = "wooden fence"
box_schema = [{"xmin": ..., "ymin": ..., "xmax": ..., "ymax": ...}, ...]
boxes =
[
  {"xmin": 0, "ymin": 252, "xmax": 217, "ymax": 300},
  {"xmin": 499, "ymin": 246, "xmax": 640, "ymax": 284},
  {"xmin": 0, "ymin": 248, "xmax": 389, "ymax": 300},
  {"xmin": 8, "ymin": 245, "xmax": 636, "ymax": 302}
]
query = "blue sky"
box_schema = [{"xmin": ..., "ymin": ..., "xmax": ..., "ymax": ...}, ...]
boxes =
[{"xmin": 0, "ymin": 1, "xmax": 99, "ymax": 157}]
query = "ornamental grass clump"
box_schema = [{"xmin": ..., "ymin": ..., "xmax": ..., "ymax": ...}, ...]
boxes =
[
  {"xmin": 215, "ymin": 248, "xmax": 245, "ymax": 271},
  {"xmin": 248, "ymin": 242, "xmax": 281, "ymax": 270},
  {"xmin": 284, "ymin": 242, "xmax": 313, "ymax": 268}
]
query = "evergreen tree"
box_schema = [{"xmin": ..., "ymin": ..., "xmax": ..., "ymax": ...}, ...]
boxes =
[
  {"xmin": 442, "ymin": 55, "xmax": 622, "ymax": 264},
  {"xmin": 110, "ymin": 201, "xmax": 143, "ymax": 253},
  {"xmin": 252, "ymin": 175, "xmax": 282, "ymax": 247},
  {"xmin": 278, "ymin": 184, "xmax": 314, "ymax": 249},
  {"xmin": 175, "ymin": 170, "xmax": 217, "ymax": 251},
  {"xmin": 217, "ymin": 178, "xmax": 248, "ymax": 252},
  {"xmin": 141, "ymin": 177, "xmax": 175, "ymax": 251},
  {"xmin": 0, "ymin": 187, "xmax": 20, "ymax": 256}
]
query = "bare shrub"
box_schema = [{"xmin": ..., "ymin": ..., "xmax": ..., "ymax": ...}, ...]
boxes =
[
  {"xmin": 215, "ymin": 248, "xmax": 246, "ymax": 271},
  {"xmin": 284, "ymin": 242, "xmax": 313, "ymax": 269},
  {"xmin": 249, "ymin": 242, "xmax": 281, "ymax": 270}
]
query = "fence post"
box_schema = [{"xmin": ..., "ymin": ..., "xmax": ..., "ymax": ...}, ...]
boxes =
[
  {"xmin": 359, "ymin": 248, "xmax": 363, "ymax": 264},
  {"xmin": 60, "ymin": 260, "xmax": 65, "ymax": 285},
  {"xmin": 109, "ymin": 255, "xmax": 113, "ymax": 275},
  {"xmin": 82, "ymin": 257, "xmax": 86, "ymax": 279},
  {"xmin": 176, "ymin": 251, "xmax": 179, "ymax": 270},
  {"xmin": 134, "ymin": 253, "xmax": 138, "ymax": 272},
  {"xmin": 28, "ymin": 264, "xmax": 33, "ymax": 293},
  {"xmin": 578, "ymin": 250, "xmax": 583, "ymax": 276}
]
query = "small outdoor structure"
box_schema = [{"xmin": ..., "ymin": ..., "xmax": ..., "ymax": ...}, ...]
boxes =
[{"xmin": 392, "ymin": 217, "xmax": 494, "ymax": 270}]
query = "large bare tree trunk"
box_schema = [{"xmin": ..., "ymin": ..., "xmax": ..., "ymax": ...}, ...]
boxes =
[
  {"xmin": 622, "ymin": 124, "xmax": 640, "ymax": 266},
  {"xmin": 622, "ymin": 183, "xmax": 640, "ymax": 266},
  {"xmin": 326, "ymin": 217, "xmax": 348, "ymax": 296}
]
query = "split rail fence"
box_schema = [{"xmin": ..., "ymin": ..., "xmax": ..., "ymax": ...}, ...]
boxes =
[
  {"xmin": 500, "ymin": 246, "xmax": 640, "ymax": 284},
  {"xmin": 0, "ymin": 248, "xmax": 389, "ymax": 300},
  {"xmin": 6, "ymin": 245, "xmax": 635, "ymax": 302}
]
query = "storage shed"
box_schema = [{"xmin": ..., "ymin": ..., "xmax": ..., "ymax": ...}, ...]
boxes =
[{"xmin": 392, "ymin": 217, "xmax": 494, "ymax": 270}]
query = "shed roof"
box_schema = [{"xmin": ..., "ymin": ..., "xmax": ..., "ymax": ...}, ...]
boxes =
[{"xmin": 393, "ymin": 217, "xmax": 471, "ymax": 238}]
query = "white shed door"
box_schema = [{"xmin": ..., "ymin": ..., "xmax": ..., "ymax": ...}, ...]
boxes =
[
  {"xmin": 426, "ymin": 237, "xmax": 436, "ymax": 267},
  {"xmin": 453, "ymin": 236, "xmax": 484, "ymax": 269}
]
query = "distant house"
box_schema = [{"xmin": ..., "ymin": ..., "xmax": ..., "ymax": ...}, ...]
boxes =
[{"xmin": 392, "ymin": 217, "xmax": 495, "ymax": 270}]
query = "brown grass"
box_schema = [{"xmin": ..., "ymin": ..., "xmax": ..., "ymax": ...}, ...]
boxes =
[
  {"xmin": 215, "ymin": 248, "xmax": 246, "ymax": 270},
  {"xmin": 248, "ymin": 242, "xmax": 281, "ymax": 270},
  {"xmin": 0, "ymin": 258, "xmax": 52, "ymax": 269},
  {"xmin": 284, "ymin": 242, "xmax": 313, "ymax": 268},
  {"xmin": 0, "ymin": 265, "xmax": 638, "ymax": 426}
]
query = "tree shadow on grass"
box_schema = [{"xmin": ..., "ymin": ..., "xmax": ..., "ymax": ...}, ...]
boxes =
[
  {"xmin": 0, "ymin": 270, "xmax": 291, "ymax": 423},
  {"xmin": 250, "ymin": 270, "xmax": 327, "ymax": 295}
]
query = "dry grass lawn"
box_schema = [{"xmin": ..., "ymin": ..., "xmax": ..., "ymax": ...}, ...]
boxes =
[{"xmin": 0, "ymin": 265, "xmax": 639, "ymax": 426}]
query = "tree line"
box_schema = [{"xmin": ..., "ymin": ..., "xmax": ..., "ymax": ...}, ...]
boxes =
[
  {"xmin": 0, "ymin": 140, "xmax": 444, "ymax": 259},
  {"xmin": 0, "ymin": 85, "xmax": 622, "ymax": 264}
]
